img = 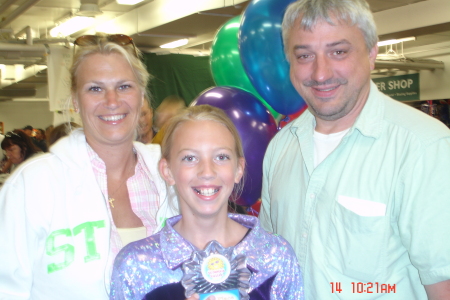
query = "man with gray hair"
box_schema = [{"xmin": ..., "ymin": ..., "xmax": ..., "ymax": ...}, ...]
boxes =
[{"xmin": 260, "ymin": 0, "xmax": 450, "ymax": 299}]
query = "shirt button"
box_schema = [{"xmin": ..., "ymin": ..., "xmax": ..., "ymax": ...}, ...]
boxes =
[
  {"xmin": 302, "ymin": 233, "xmax": 308, "ymax": 238},
  {"xmin": 310, "ymin": 193, "xmax": 315, "ymax": 199}
]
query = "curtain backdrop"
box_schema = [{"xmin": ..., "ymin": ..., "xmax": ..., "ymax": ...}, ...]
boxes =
[{"xmin": 143, "ymin": 53, "xmax": 215, "ymax": 109}]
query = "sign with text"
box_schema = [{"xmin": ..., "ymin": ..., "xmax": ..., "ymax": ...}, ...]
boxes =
[{"xmin": 373, "ymin": 73, "xmax": 420, "ymax": 101}]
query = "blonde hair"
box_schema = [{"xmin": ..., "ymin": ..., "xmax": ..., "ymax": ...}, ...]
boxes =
[
  {"xmin": 70, "ymin": 36, "xmax": 151, "ymax": 98},
  {"xmin": 161, "ymin": 105, "xmax": 245, "ymax": 202}
]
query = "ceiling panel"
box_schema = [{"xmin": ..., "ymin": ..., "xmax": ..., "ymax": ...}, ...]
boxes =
[
  {"xmin": 367, "ymin": 0, "xmax": 426, "ymax": 12},
  {"xmin": 0, "ymin": 0, "xmax": 447, "ymax": 100}
]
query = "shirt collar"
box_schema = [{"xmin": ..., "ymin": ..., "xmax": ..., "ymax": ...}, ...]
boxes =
[
  {"xmin": 86, "ymin": 143, "xmax": 143, "ymax": 174},
  {"xmin": 290, "ymin": 80, "xmax": 384, "ymax": 139},
  {"xmin": 352, "ymin": 81, "xmax": 385, "ymax": 139},
  {"xmin": 160, "ymin": 214, "xmax": 262, "ymax": 273},
  {"xmin": 160, "ymin": 215, "xmax": 194, "ymax": 270}
]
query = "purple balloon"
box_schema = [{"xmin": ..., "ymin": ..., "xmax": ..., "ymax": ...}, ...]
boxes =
[{"xmin": 192, "ymin": 86, "xmax": 277, "ymax": 206}]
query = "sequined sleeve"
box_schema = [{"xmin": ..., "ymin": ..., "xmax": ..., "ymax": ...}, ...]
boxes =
[
  {"xmin": 109, "ymin": 234, "xmax": 169, "ymax": 300},
  {"xmin": 110, "ymin": 243, "xmax": 142, "ymax": 300},
  {"xmin": 271, "ymin": 236, "xmax": 304, "ymax": 299},
  {"xmin": 110, "ymin": 227, "xmax": 186, "ymax": 300}
]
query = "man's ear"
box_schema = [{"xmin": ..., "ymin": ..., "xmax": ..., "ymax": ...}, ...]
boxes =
[
  {"xmin": 159, "ymin": 158, "xmax": 175, "ymax": 186},
  {"xmin": 369, "ymin": 44, "xmax": 378, "ymax": 71}
]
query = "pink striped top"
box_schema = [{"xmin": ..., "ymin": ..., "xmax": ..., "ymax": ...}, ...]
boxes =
[{"xmin": 87, "ymin": 144, "xmax": 160, "ymax": 258}]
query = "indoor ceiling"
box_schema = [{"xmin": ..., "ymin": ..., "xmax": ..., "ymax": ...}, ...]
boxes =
[{"xmin": 0, "ymin": 0, "xmax": 449, "ymax": 101}]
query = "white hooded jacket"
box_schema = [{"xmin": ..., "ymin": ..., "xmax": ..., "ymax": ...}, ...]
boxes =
[{"xmin": 0, "ymin": 129, "xmax": 178, "ymax": 300}]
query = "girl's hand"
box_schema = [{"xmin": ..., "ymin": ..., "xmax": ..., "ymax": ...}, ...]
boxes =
[{"xmin": 185, "ymin": 294, "xmax": 199, "ymax": 300}]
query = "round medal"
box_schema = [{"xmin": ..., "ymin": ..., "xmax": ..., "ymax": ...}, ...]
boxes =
[{"xmin": 201, "ymin": 253, "xmax": 231, "ymax": 284}]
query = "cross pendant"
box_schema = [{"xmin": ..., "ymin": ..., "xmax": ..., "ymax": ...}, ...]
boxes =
[{"xmin": 108, "ymin": 197, "xmax": 115, "ymax": 208}]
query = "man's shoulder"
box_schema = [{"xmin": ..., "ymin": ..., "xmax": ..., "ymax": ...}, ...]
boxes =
[
  {"xmin": 382, "ymin": 97, "xmax": 450, "ymax": 143},
  {"xmin": 272, "ymin": 111, "xmax": 311, "ymax": 142}
]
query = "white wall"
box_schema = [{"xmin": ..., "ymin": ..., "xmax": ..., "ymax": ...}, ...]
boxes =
[
  {"xmin": 412, "ymin": 42, "xmax": 450, "ymax": 100},
  {"xmin": 0, "ymin": 101, "xmax": 53, "ymax": 132},
  {"xmin": 372, "ymin": 41, "xmax": 450, "ymax": 101},
  {"xmin": 419, "ymin": 54, "xmax": 450, "ymax": 100}
]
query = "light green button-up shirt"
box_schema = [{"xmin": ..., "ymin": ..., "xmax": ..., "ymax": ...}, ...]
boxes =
[{"xmin": 260, "ymin": 81, "xmax": 450, "ymax": 299}]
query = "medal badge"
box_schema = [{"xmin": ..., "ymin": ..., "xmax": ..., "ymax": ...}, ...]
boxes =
[{"xmin": 182, "ymin": 240, "xmax": 251, "ymax": 300}]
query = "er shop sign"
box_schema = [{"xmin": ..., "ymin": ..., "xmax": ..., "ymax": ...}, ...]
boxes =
[{"xmin": 373, "ymin": 73, "xmax": 420, "ymax": 101}]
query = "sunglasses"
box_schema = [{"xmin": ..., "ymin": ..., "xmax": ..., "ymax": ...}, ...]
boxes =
[
  {"xmin": 73, "ymin": 34, "xmax": 138, "ymax": 57},
  {"xmin": 5, "ymin": 131, "xmax": 21, "ymax": 139}
]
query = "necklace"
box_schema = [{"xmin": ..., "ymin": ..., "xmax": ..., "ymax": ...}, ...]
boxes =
[
  {"xmin": 107, "ymin": 159, "xmax": 135, "ymax": 208},
  {"xmin": 108, "ymin": 179, "xmax": 127, "ymax": 208}
]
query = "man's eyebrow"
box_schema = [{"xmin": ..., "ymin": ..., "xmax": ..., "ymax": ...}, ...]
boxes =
[
  {"xmin": 293, "ymin": 39, "xmax": 351, "ymax": 51},
  {"xmin": 293, "ymin": 45, "xmax": 310, "ymax": 50},
  {"xmin": 326, "ymin": 39, "xmax": 351, "ymax": 47}
]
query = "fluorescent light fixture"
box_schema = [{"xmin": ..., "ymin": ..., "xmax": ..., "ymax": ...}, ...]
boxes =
[
  {"xmin": 139, "ymin": 33, "xmax": 195, "ymax": 39},
  {"xmin": 377, "ymin": 36, "xmax": 415, "ymax": 47},
  {"xmin": 160, "ymin": 38, "xmax": 188, "ymax": 49},
  {"xmin": 50, "ymin": 16, "xmax": 95, "ymax": 37},
  {"xmin": 116, "ymin": 0, "xmax": 145, "ymax": 5}
]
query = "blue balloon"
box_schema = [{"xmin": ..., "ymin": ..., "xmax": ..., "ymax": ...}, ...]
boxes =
[
  {"xmin": 192, "ymin": 86, "xmax": 277, "ymax": 206},
  {"xmin": 239, "ymin": 0, "xmax": 306, "ymax": 115}
]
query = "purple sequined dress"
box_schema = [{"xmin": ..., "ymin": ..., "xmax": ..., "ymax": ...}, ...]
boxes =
[{"xmin": 110, "ymin": 213, "xmax": 304, "ymax": 300}]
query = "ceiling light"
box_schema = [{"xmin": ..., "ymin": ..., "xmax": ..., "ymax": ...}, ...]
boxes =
[
  {"xmin": 138, "ymin": 33, "xmax": 196, "ymax": 39},
  {"xmin": 194, "ymin": 51, "xmax": 206, "ymax": 57},
  {"xmin": 116, "ymin": 0, "xmax": 145, "ymax": 5},
  {"xmin": 76, "ymin": 3, "xmax": 102, "ymax": 17},
  {"xmin": 377, "ymin": 36, "xmax": 415, "ymax": 47},
  {"xmin": 160, "ymin": 39, "xmax": 188, "ymax": 49},
  {"xmin": 50, "ymin": 16, "xmax": 95, "ymax": 37}
]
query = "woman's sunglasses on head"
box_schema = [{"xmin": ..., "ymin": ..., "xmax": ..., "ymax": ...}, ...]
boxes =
[
  {"xmin": 5, "ymin": 131, "xmax": 21, "ymax": 139},
  {"xmin": 73, "ymin": 34, "xmax": 138, "ymax": 57}
]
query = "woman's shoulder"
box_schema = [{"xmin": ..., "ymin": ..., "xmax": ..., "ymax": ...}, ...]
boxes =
[
  {"xmin": 6, "ymin": 152, "xmax": 60, "ymax": 181},
  {"xmin": 134, "ymin": 141, "xmax": 161, "ymax": 156},
  {"xmin": 134, "ymin": 142, "xmax": 162, "ymax": 171}
]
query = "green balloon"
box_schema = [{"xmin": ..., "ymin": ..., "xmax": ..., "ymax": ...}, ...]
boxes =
[{"xmin": 210, "ymin": 15, "xmax": 280, "ymax": 119}]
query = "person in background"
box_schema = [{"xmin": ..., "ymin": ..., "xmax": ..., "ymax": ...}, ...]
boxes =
[
  {"xmin": 0, "ymin": 130, "xmax": 41, "ymax": 174},
  {"xmin": 0, "ymin": 133, "xmax": 4, "ymax": 162},
  {"xmin": 260, "ymin": 0, "xmax": 450, "ymax": 299},
  {"xmin": 45, "ymin": 124, "xmax": 54, "ymax": 142},
  {"xmin": 0, "ymin": 34, "xmax": 178, "ymax": 300},
  {"xmin": 22, "ymin": 125, "xmax": 34, "ymax": 137},
  {"xmin": 110, "ymin": 105, "xmax": 303, "ymax": 300},
  {"xmin": 22, "ymin": 124, "xmax": 47, "ymax": 152},
  {"xmin": 34, "ymin": 128, "xmax": 48, "ymax": 152},
  {"xmin": 152, "ymin": 95, "xmax": 186, "ymax": 144},
  {"xmin": 0, "ymin": 132, "xmax": 7, "ymax": 174},
  {"xmin": 47, "ymin": 122, "xmax": 82, "ymax": 147},
  {"xmin": 137, "ymin": 96, "xmax": 155, "ymax": 144}
]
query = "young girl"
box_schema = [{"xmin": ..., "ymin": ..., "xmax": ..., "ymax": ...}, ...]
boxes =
[{"xmin": 110, "ymin": 105, "xmax": 304, "ymax": 300}]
